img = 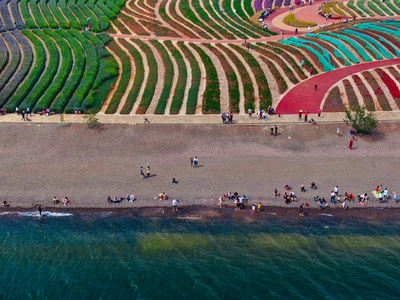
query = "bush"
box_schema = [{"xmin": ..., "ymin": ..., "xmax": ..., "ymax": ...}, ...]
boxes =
[
  {"xmin": 87, "ymin": 0, "xmax": 110, "ymax": 31},
  {"xmin": 0, "ymin": 33, "xmax": 21, "ymax": 95},
  {"xmin": 48, "ymin": 0, "xmax": 70, "ymax": 29},
  {"xmin": 347, "ymin": 1, "xmax": 366, "ymax": 17},
  {"xmin": 4, "ymin": 30, "xmax": 45, "ymax": 111},
  {"xmin": 231, "ymin": 44, "xmax": 271, "ymax": 110},
  {"xmin": 0, "ymin": 31, "xmax": 33, "ymax": 107},
  {"xmin": 119, "ymin": 39, "xmax": 144, "ymax": 114},
  {"xmin": 177, "ymin": 42, "xmax": 200, "ymax": 114},
  {"xmin": 50, "ymin": 30, "xmax": 86, "ymax": 113},
  {"xmin": 283, "ymin": 13, "xmax": 316, "ymax": 27},
  {"xmin": 34, "ymin": 29, "xmax": 73, "ymax": 112},
  {"xmin": 20, "ymin": 0, "xmax": 38, "ymax": 28},
  {"xmin": 39, "ymin": 0, "xmax": 59, "ymax": 28},
  {"xmin": 29, "ymin": 0, "xmax": 48, "ymax": 28},
  {"xmin": 323, "ymin": 86, "xmax": 345, "ymax": 112},
  {"xmin": 357, "ymin": 0, "xmax": 375, "ymax": 16},
  {"xmin": 129, "ymin": 39, "xmax": 157, "ymax": 114},
  {"xmin": 58, "ymin": 0, "xmax": 81, "ymax": 30},
  {"xmin": 65, "ymin": 30, "xmax": 99, "ymax": 113},
  {"xmin": 217, "ymin": 44, "xmax": 254, "ymax": 112},
  {"xmin": 164, "ymin": 41, "xmax": 187, "ymax": 114},
  {"xmin": 106, "ymin": 0, "xmax": 121, "ymax": 14},
  {"xmin": 105, "ymin": 40, "xmax": 130, "ymax": 114},
  {"xmin": 97, "ymin": 33, "xmax": 112, "ymax": 45},
  {"xmin": 68, "ymin": 0, "xmax": 89, "ymax": 28},
  {"xmin": 82, "ymin": 31, "xmax": 110, "ymax": 58},
  {"xmin": 83, "ymin": 112, "xmax": 100, "ymax": 128},
  {"xmin": 205, "ymin": 44, "xmax": 240, "ymax": 113},
  {"xmin": 338, "ymin": 2, "xmax": 356, "ymax": 17},
  {"xmin": 150, "ymin": 40, "xmax": 174, "ymax": 114},
  {"xmin": 344, "ymin": 106, "xmax": 378, "ymax": 134},
  {"xmin": 96, "ymin": 0, "xmax": 117, "ymax": 19}
]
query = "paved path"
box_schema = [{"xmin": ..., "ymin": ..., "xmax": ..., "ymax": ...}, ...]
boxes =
[{"xmin": 276, "ymin": 58, "xmax": 400, "ymax": 114}]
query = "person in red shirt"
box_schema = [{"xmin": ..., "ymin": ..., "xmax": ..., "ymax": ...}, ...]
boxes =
[
  {"xmin": 304, "ymin": 111, "xmax": 309, "ymax": 122},
  {"xmin": 349, "ymin": 139, "xmax": 354, "ymax": 150}
]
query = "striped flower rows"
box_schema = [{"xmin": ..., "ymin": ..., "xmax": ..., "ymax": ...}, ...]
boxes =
[{"xmin": 0, "ymin": 30, "xmax": 117, "ymax": 113}]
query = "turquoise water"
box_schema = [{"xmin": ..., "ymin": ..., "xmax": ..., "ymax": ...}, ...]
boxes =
[{"xmin": 1, "ymin": 212, "xmax": 400, "ymax": 299}]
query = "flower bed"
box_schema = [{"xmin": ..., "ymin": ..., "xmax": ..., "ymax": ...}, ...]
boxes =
[
  {"xmin": 190, "ymin": 43, "xmax": 220, "ymax": 114},
  {"xmin": 217, "ymin": 44, "xmax": 255, "ymax": 112},
  {"xmin": 260, "ymin": 56, "xmax": 288, "ymax": 93},
  {"xmin": 269, "ymin": 41, "xmax": 318, "ymax": 75},
  {"xmin": 338, "ymin": 2, "xmax": 356, "ymax": 17},
  {"xmin": 205, "ymin": 44, "xmax": 240, "ymax": 113},
  {"xmin": 375, "ymin": 68, "xmax": 400, "ymax": 108},
  {"xmin": 323, "ymin": 86, "xmax": 345, "ymax": 112},
  {"xmin": 362, "ymin": 71, "xmax": 391, "ymax": 111},
  {"xmin": 283, "ymin": 13, "xmax": 317, "ymax": 27},
  {"xmin": 371, "ymin": 0, "xmax": 393, "ymax": 15},
  {"xmin": 343, "ymin": 79, "xmax": 359, "ymax": 110},
  {"xmin": 357, "ymin": 0, "xmax": 375, "ymax": 17},
  {"xmin": 0, "ymin": 33, "xmax": 21, "ymax": 95},
  {"xmin": 355, "ymin": 29, "xmax": 397, "ymax": 56},
  {"xmin": 368, "ymin": 1, "xmax": 387, "ymax": 16},
  {"xmin": 347, "ymin": 1, "xmax": 366, "ymax": 17},
  {"xmin": 300, "ymin": 37, "xmax": 341, "ymax": 68},
  {"xmin": 231, "ymin": 44, "xmax": 271, "ymax": 110},
  {"xmin": 254, "ymin": 43, "xmax": 299, "ymax": 84},
  {"xmin": 352, "ymin": 75, "xmax": 375, "ymax": 111},
  {"xmin": 164, "ymin": 41, "xmax": 187, "ymax": 114}
]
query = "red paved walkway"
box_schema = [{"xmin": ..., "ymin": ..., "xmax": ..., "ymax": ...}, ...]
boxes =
[{"xmin": 276, "ymin": 58, "xmax": 400, "ymax": 114}]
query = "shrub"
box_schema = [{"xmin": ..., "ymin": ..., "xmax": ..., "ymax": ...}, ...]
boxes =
[
  {"xmin": 357, "ymin": 0, "xmax": 375, "ymax": 16},
  {"xmin": 29, "ymin": 0, "xmax": 48, "ymax": 28},
  {"xmin": 83, "ymin": 112, "xmax": 100, "ymax": 128},
  {"xmin": 150, "ymin": 40, "xmax": 174, "ymax": 114},
  {"xmin": 178, "ymin": 42, "xmax": 201, "ymax": 114},
  {"xmin": 217, "ymin": 44, "xmax": 254, "ymax": 112},
  {"xmin": 344, "ymin": 105, "xmax": 378, "ymax": 134},
  {"xmin": 87, "ymin": 0, "xmax": 110, "ymax": 31},
  {"xmin": 283, "ymin": 13, "xmax": 316, "ymax": 27},
  {"xmin": 19, "ymin": 0, "xmax": 38, "ymax": 28},
  {"xmin": 352, "ymin": 75, "xmax": 375, "ymax": 111},
  {"xmin": 5, "ymin": 30, "xmax": 45, "ymax": 111},
  {"xmin": 48, "ymin": 0, "xmax": 70, "ymax": 29},
  {"xmin": 190, "ymin": 44, "xmax": 220, "ymax": 113},
  {"xmin": 205, "ymin": 44, "xmax": 240, "ymax": 113},
  {"xmin": 97, "ymin": 33, "xmax": 112, "ymax": 45},
  {"xmin": 130, "ymin": 39, "xmax": 157, "ymax": 114},
  {"xmin": 65, "ymin": 30, "xmax": 99, "ymax": 113},
  {"xmin": 105, "ymin": 40, "xmax": 131, "ymax": 114},
  {"xmin": 0, "ymin": 31, "xmax": 32, "ymax": 107},
  {"xmin": 58, "ymin": 0, "xmax": 81, "ymax": 29},
  {"xmin": 347, "ymin": 1, "xmax": 366, "ymax": 17},
  {"xmin": 323, "ymin": 86, "xmax": 345, "ymax": 112},
  {"xmin": 34, "ymin": 29, "xmax": 73, "ymax": 112},
  {"xmin": 119, "ymin": 39, "xmax": 145, "ymax": 114},
  {"xmin": 82, "ymin": 31, "xmax": 110, "ymax": 58},
  {"xmin": 343, "ymin": 79, "xmax": 359, "ymax": 110},
  {"xmin": 0, "ymin": 33, "xmax": 20, "ymax": 95},
  {"xmin": 96, "ymin": 0, "xmax": 117, "ymax": 19},
  {"xmin": 68, "ymin": 0, "xmax": 89, "ymax": 28},
  {"xmin": 164, "ymin": 41, "xmax": 187, "ymax": 114},
  {"xmin": 362, "ymin": 71, "xmax": 391, "ymax": 111},
  {"xmin": 50, "ymin": 30, "xmax": 86, "ymax": 113},
  {"xmin": 372, "ymin": 0, "xmax": 393, "ymax": 15},
  {"xmin": 39, "ymin": 0, "xmax": 59, "ymax": 28},
  {"xmin": 106, "ymin": 0, "xmax": 121, "ymax": 14}
]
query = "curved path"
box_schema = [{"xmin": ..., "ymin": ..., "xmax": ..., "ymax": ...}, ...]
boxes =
[{"xmin": 276, "ymin": 58, "xmax": 400, "ymax": 114}]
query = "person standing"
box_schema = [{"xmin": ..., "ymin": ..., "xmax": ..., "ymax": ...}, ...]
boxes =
[
  {"xmin": 295, "ymin": 28, "xmax": 298, "ymax": 35},
  {"xmin": 15, "ymin": 106, "xmax": 19, "ymax": 115},
  {"xmin": 393, "ymin": 192, "xmax": 397, "ymax": 204},
  {"xmin": 304, "ymin": 111, "xmax": 308, "ymax": 122},
  {"xmin": 193, "ymin": 156, "xmax": 198, "ymax": 168},
  {"xmin": 337, "ymin": 127, "xmax": 340, "ymax": 137},
  {"xmin": 252, "ymin": 204, "xmax": 256, "ymax": 215},
  {"xmin": 172, "ymin": 199, "xmax": 178, "ymax": 211},
  {"xmin": 331, "ymin": 191, "xmax": 336, "ymax": 204},
  {"xmin": 310, "ymin": 67, "xmax": 313, "ymax": 76},
  {"xmin": 317, "ymin": 108, "xmax": 321, "ymax": 117},
  {"xmin": 146, "ymin": 166, "xmax": 151, "ymax": 177},
  {"xmin": 140, "ymin": 167, "xmax": 145, "ymax": 179},
  {"xmin": 190, "ymin": 156, "xmax": 194, "ymax": 168},
  {"xmin": 299, "ymin": 204, "xmax": 304, "ymax": 216},
  {"xmin": 38, "ymin": 204, "xmax": 42, "ymax": 217},
  {"xmin": 349, "ymin": 139, "xmax": 354, "ymax": 150},
  {"xmin": 248, "ymin": 108, "xmax": 252, "ymax": 119},
  {"xmin": 21, "ymin": 111, "xmax": 25, "ymax": 121},
  {"xmin": 26, "ymin": 107, "xmax": 32, "ymax": 116},
  {"xmin": 301, "ymin": 60, "xmax": 305, "ymax": 69},
  {"xmin": 298, "ymin": 110, "xmax": 302, "ymax": 120},
  {"xmin": 270, "ymin": 126, "xmax": 274, "ymax": 136},
  {"xmin": 334, "ymin": 186, "xmax": 339, "ymax": 196},
  {"xmin": 257, "ymin": 203, "xmax": 261, "ymax": 213},
  {"xmin": 274, "ymin": 125, "xmax": 278, "ymax": 136}
]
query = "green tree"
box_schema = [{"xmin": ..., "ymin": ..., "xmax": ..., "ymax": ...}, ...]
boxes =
[
  {"xmin": 343, "ymin": 105, "xmax": 378, "ymax": 134},
  {"xmin": 83, "ymin": 112, "xmax": 100, "ymax": 128}
]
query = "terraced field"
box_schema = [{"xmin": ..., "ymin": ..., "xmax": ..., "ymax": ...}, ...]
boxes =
[{"xmin": 1, "ymin": 0, "xmax": 400, "ymax": 115}]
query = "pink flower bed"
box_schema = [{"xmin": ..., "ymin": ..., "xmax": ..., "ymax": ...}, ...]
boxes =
[
  {"xmin": 362, "ymin": 71, "xmax": 391, "ymax": 111},
  {"xmin": 352, "ymin": 75, "xmax": 375, "ymax": 111}
]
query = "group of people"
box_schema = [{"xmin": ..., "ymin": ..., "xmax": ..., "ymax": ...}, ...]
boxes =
[
  {"xmin": 140, "ymin": 166, "xmax": 151, "ymax": 179},
  {"xmin": 107, "ymin": 195, "xmax": 136, "ymax": 204},
  {"xmin": 375, "ymin": 185, "xmax": 397, "ymax": 203},
  {"xmin": 15, "ymin": 106, "xmax": 32, "ymax": 121},
  {"xmin": 258, "ymin": 8, "xmax": 275, "ymax": 28},
  {"xmin": 52, "ymin": 196, "xmax": 71, "ymax": 206},
  {"xmin": 189, "ymin": 156, "xmax": 199, "ymax": 168},
  {"xmin": 221, "ymin": 112, "xmax": 234, "ymax": 124},
  {"xmin": 218, "ymin": 192, "xmax": 249, "ymax": 210}
]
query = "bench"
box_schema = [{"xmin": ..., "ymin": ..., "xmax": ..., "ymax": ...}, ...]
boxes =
[
  {"xmin": 0, "ymin": 109, "xmax": 6, "ymax": 115},
  {"xmin": 38, "ymin": 111, "xmax": 55, "ymax": 116}
]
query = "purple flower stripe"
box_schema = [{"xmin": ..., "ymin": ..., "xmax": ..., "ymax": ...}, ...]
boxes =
[
  {"xmin": 284, "ymin": 0, "xmax": 291, "ymax": 5},
  {"xmin": 10, "ymin": 0, "xmax": 26, "ymax": 30},
  {"xmin": 275, "ymin": 0, "xmax": 284, "ymax": 7},
  {"xmin": 0, "ymin": 0, "xmax": 15, "ymax": 30},
  {"xmin": 254, "ymin": 0, "xmax": 264, "ymax": 11},
  {"xmin": 264, "ymin": 0, "xmax": 274, "ymax": 9}
]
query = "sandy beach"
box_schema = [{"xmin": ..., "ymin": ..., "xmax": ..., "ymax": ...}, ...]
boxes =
[{"xmin": 1, "ymin": 121, "xmax": 399, "ymax": 213}]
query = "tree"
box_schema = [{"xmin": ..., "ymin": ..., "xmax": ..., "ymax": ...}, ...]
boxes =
[
  {"xmin": 343, "ymin": 105, "xmax": 378, "ymax": 134},
  {"xmin": 83, "ymin": 112, "xmax": 100, "ymax": 128}
]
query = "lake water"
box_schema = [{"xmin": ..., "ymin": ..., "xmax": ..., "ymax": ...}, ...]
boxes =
[{"xmin": 1, "ymin": 211, "xmax": 400, "ymax": 299}]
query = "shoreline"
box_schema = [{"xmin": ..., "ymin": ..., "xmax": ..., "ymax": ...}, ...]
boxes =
[{"xmin": 1, "ymin": 205, "xmax": 400, "ymax": 221}]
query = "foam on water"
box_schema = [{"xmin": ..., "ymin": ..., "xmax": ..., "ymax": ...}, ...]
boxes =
[{"xmin": 0, "ymin": 211, "xmax": 73, "ymax": 217}]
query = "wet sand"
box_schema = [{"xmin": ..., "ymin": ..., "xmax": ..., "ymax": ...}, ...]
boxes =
[{"xmin": 0, "ymin": 122, "xmax": 399, "ymax": 213}]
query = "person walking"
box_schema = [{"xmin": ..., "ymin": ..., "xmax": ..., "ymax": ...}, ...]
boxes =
[
  {"xmin": 172, "ymin": 199, "xmax": 178, "ymax": 211},
  {"xmin": 349, "ymin": 139, "xmax": 354, "ymax": 150},
  {"xmin": 274, "ymin": 125, "xmax": 278, "ymax": 136},
  {"xmin": 298, "ymin": 110, "xmax": 302, "ymax": 120},
  {"xmin": 299, "ymin": 204, "xmax": 304, "ymax": 216},
  {"xmin": 193, "ymin": 156, "xmax": 198, "ymax": 168},
  {"xmin": 331, "ymin": 191, "xmax": 336, "ymax": 204},
  {"xmin": 15, "ymin": 106, "xmax": 19, "ymax": 115},
  {"xmin": 252, "ymin": 204, "xmax": 256, "ymax": 215},
  {"xmin": 337, "ymin": 127, "xmax": 340, "ymax": 137},
  {"xmin": 21, "ymin": 111, "xmax": 25, "ymax": 121},
  {"xmin": 310, "ymin": 67, "xmax": 313, "ymax": 76},
  {"xmin": 146, "ymin": 166, "xmax": 151, "ymax": 177},
  {"xmin": 140, "ymin": 167, "xmax": 145, "ymax": 179},
  {"xmin": 318, "ymin": 108, "xmax": 321, "ymax": 117},
  {"xmin": 393, "ymin": 192, "xmax": 397, "ymax": 204},
  {"xmin": 304, "ymin": 111, "xmax": 308, "ymax": 122},
  {"xmin": 270, "ymin": 126, "xmax": 274, "ymax": 136},
  {"xmin": 26, "ymin": 107, "xmax": 32, "ymax": 116},
  {"xmin": 248, "ymin": 108, "xmax": 252, "ymax": 119},
  {"xmin": 38, "ymin": 204, "xmax": 42, "ymax": 217}
]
